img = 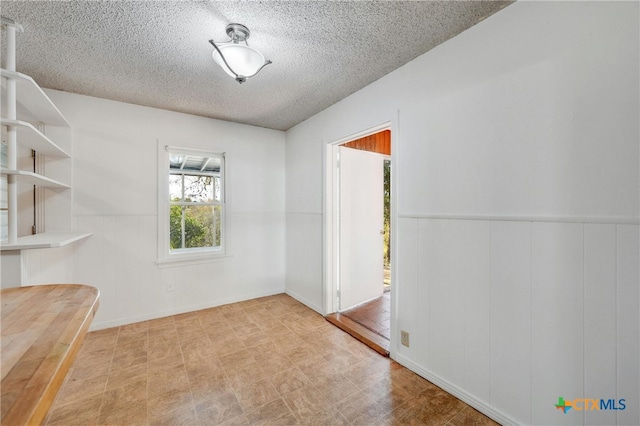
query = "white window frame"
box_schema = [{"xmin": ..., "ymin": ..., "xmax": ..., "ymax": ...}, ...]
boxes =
[{"xmin": 157, "ymin": 144, "xmax": 227, "ymax": 266}]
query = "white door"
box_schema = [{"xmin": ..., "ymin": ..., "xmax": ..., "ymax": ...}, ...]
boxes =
[{"xmin": 338, "ymin": 146, "xmax": 384, "ymax": 311}]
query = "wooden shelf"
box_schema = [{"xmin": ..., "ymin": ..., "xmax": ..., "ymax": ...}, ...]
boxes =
[
  {"xmin": 1, "ymin": 170, "xmax": 70, "ymax": 189},
  {"xmin": 1, "ymin": 69, "xmax": 70, "ymax": 127},
  {"xmin": 0, "ymin": 119, "xmax": 70, "ymax": 157},
  {"xmin": 0, "ymin": 231, "xmax": 92, "ymax": 251}
]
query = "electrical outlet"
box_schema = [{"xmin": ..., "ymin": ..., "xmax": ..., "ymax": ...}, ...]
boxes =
[
  {"xmin": 401, "ymin": 330, "xmax": 410, "ymax": 347},
  {"xmin": 165, "ymin": 282, "xmax": 174, "ymax": 292}
]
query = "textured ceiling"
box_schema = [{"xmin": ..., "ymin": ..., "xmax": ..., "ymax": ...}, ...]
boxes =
[{"xmin": 1, "ymin": 1, "xmax": 511, "ymax": 131}]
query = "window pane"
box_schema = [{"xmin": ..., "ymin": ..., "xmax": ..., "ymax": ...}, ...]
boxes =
[
  {"xmin": 169, "ymin": 154, "xmax": 185, "ymax": 169},
  {"xmin": 203, "ymin": 157, "xmax": 221, "ymax": 173},
  {"xmin": 183, "ymin": 205, "xmax": 220, "ymax": 249},
  {"xmin": 213, "ymin": 176, "xmax": 222, "ymax": 203},
  {"xmin": 165, "ymin": 149, "xmax": 224, "ymax": 256},
  {"xmin": 213, "ymin": 205, "xmax": 222, "ymax": 246},
  {"xmin": 169, "ymin": 205, "xmax": 183, "ymax": 249},
  {"xmin": 169, "ymin": 155, "xmax": 221, "ymax": 173},
  {"xmin": 184, "ymin": 175, "xmax": 213, "ymax": 202},
  {"xmin": 169, "ymin": 175, "xmax": 182, "ymax": 202}
]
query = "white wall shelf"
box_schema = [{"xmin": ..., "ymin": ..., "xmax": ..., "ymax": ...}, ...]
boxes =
[
  {"xmin": 0, "ymin": 119, "xmax": 70, "ymax": 157},
  {"xmin": 1, "ymin": 170, "xmax": 70, "ymax": 189},
  {"xmin": 0, "ymin": 19, "xmax": 85, "ymax": 256},
  {"xmin": 0, "ymin": 232, "xmax": 92, "ymax": 251},
  {"xmin": 0, "ymin": 69, "xmax": 70, "ymax": 127}
]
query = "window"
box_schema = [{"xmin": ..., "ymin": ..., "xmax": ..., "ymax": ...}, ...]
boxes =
[{"xmin": 159, "ymin": 146, "xmax": 225, "ymax": 262}]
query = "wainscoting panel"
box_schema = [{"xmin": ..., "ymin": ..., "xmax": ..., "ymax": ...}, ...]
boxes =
[
  {"xmin": 490, "ymin": 221, "xmax": 532, "ymax": 423},
  {"xmin": 531, "ymin": 222, "xmax": 584, "ymax": 426},
  {"xmin": 617, "ymin": 224, "xmax": 639, "ymax": 426},
  {"xmin": 394, "ymin": 217, "xmax": 638, "ymax": 425},
  {"xmin": 584, "ymin": 224, "xmax": 617, "ymax": 426},
  {"xmin": 396, "ymin": 217, "xmax": 420, "ymax": 359},
  {"xmin": 285, "ymin": 212, "xmax": 324, "ymax": 313},
  {"xmin": 423, "ymin": 220, "xmax": 491, "ymax": 396}
]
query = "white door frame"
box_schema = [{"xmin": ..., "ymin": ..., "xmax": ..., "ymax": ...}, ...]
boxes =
[{"xmin": 322, "ymin": 115, "xmax": 399, "ymax": 357}]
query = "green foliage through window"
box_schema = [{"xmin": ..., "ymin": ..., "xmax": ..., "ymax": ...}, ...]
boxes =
[
  {"xmin": 383, "ymin": 159, "xmax": 390, "ymax": 268},
  {"xmin": 169, "ymin": 204, "xmax": 221, "ymax": 250}
]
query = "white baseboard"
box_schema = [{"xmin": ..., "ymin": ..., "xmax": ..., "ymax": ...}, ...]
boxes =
[
  {"xmin": 394, "ymin": 354, "xmax": 518, "ymax": 426},
  {"xmin": 285, "ymin": 288, "xmax": 323, "ymax": 315},
  {"xmin": 90, "ymin": 287, "xmax": 286, "ymax": 331}
]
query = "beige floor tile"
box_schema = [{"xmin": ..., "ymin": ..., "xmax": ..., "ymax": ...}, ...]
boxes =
[
  {"xmin": 46, "ymin": 394, "xmax": 102, "ymax": 426},
  {"xmin": 146, "ymin": 316, "xmax": 176, "ymax": 330},
  {"xmin": 296, "ymin": 353, "xmax": 340, "ymax": 380},
  {"xmin": 298, "ymin": 407, "xmax": 350, "ymax": 426},
  {"xmin": 190, "ymin": 373, "xmax": 234, "ymax": 403},
  {"xmin": 223, "ymin": 362, "xmax": 267, "ymax": 389},
  {"xmin": 281, "ymin": 344, "xmax": 316, "ymax": 366},
  {"xmin": 239, "ymin": 328, "xmax": 280, "ymax": 349},
  {"xmin": 180, "ymin": 336, "xmax": 214, "ymax": 354},
  {"xmin": 244, "ymin": 397, "xmax": 293, "ymax": 425},
  {"xmin": 111, "ymin": 348, "xmax": 148, "ymax": 370},
  {"xmin": 148, "ymin": 368, "xmax": 190, "ymax": 397},
  {"xmin": 282, "ymin": 384, "xmax": 332, "ymax": 421},
  {"xmin": 54, "ymin": 372, "xmax": 108, "ymax": 406},
  {"xmin": 210, "ymin": 335, "xmax": 249, "ymax": 357},
  {"xmin": 447, "ymin": 406, "xmax": 501, "ymax": 425},
  {"xmin": 105, "ymin": 362, "xmax": 147, "ymax": 390},
  {"xmin": 194, "ymin": 390, "xmax": 244, "ymax": 425},
  {"xmin": 148, "ymin": 351, "xmax": 184, "ymax": 372},
  {"xmin": 148, "ymin": 341, "xmax": 182, "ymax": 360},
  {"xmin": 149, "ymin": 405, "xmax": 198, "ymax": 426},
  {"xmin": 313, "ymin": 372, "xmax": 360, "ymax": 404},
  {"xmin": 233, "ymin": 377, "xmax": 281, "ymax": 410},
  {"xmin": 336, "ymin": 388, "xmax": 391, "ymax": 424},
  {"xmin": 257, "ymin": 352, "xmax": 297, "ymax": 377},
  {"xmin": 97, "ymin": 400, "xmax": 148, "ymax": 426},
  {"xmin": 76, "ymin": 344, "xmax": 115, "ymax": 361},
  {"xmin": 218, "ymin": 413, "xmax": 250, "ymax": 425},
  {"xmin": 219, "ymin": 347, "xmax": 257, "ymax": 372},
  {"xmin": 45, "ymin": 294, "xmax": 497, "ymax": 426},
  {"xmin": 267, "ymin": 366, "xmax": 310, "ymax": 396},
  {"xmin": 230, "ymin": 321, "xmax": 262, "ymax": 338},
  {"xmin": 67, "ymin": 355, "xmax": 112, "ymax": 381},
  {"xmin": 147, "ymin": 387, "xmax": 194, "ymax": 420},
  {"xmin": 100, "ymin": 378, "xmax": 147, "ymax": 412},
  {"xmin": 182, "ymin": 343, "xmax": 220, "ymax": 366},
  {"xmin": 116, "ymin": 333, "xmax": 148, "ymax": 348},
  {"xmin": 119, "ymin": 321, "xmax": 149, "ymax": 335}
]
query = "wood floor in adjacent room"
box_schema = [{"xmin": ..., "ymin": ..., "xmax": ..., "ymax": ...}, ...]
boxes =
[
  {"xmin": 44, "ymin": 294, "xmax": 497, "ymax": 425},
  {"xmin": 342, "ymin": 291, "xmax": 391, "ymax": 340}
]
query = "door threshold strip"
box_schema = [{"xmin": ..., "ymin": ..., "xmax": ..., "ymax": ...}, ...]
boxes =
[{"xmin": 326, "ymin": 313, "xmax": 390, "ymax": 356}]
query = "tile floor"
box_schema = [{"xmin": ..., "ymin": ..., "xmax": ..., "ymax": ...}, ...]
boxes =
[
  {"xmin": 45, "ymin": 294, "xmax": 497, "ymax": 425},
  {"xmin": 341, "ymin": 291, "xmax": 391, "ymax": 341}
]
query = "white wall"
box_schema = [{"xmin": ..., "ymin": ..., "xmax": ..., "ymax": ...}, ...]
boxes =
[
  {"xmin": 41, "ymin": 90, "xmax": 286, "ymax": 330},
  {"xmin": 285, "ymin": 2, "xmax": 639, "ymax": 425}
]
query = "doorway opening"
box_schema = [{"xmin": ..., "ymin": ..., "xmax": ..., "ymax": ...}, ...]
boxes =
[{"xmin": 325, "ymin": 128, "xmax": 392, "ymax": 356}]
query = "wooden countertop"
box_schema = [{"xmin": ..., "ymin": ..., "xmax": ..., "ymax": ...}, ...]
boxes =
[{"xmin": 1, "ymin": 284, "xmax": 100, "ymax": 425}]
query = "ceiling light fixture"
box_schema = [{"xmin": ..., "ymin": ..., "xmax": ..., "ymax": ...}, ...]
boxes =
[{"xmin": 208, "ymin": 23, "xmax": 272, "ymax": 84}]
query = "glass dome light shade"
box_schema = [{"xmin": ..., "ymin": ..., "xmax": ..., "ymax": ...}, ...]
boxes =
[{"xmin": 212, "ymin": 43, "xmax": 266, "ymax": 78}]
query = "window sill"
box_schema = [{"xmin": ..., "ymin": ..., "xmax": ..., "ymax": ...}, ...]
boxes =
[{"xmin": 156, "ymin": 252, "xmax": 234, "ymax": 268}]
